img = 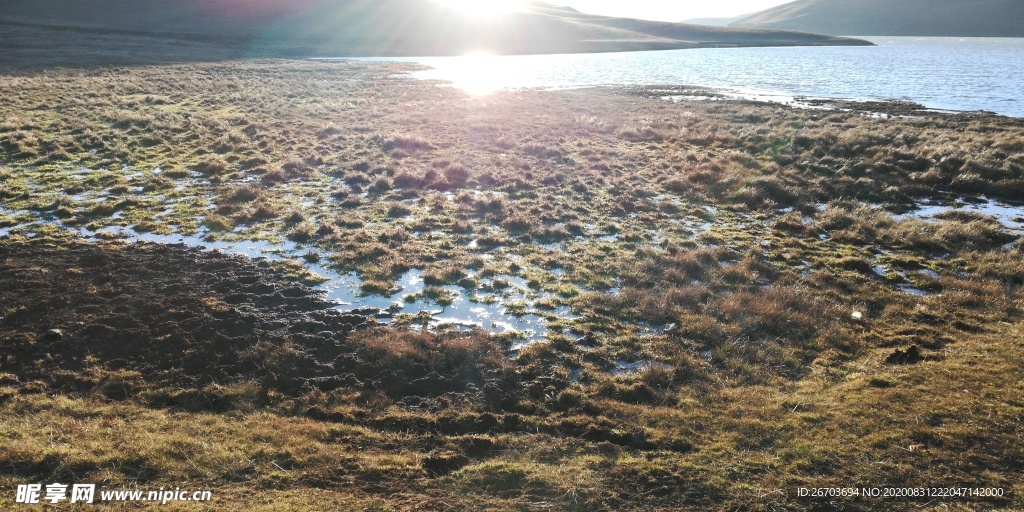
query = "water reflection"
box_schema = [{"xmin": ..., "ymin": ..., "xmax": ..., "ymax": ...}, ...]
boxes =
[
  {"xmin": 341, "ymin": 37, "xmax": 1024, "ymax": 116},
  {"xmin": 1, "ymin": 216, "xmax": 569, "ymax": 345},
  {"xmin": 896, "ymin": 196, "xmax": 1024, "ymax": 234}
]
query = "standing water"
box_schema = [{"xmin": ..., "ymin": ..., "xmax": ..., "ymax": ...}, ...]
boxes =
[{"xmin": 342, "ymin": 37, "xmax": 1024, "ymax": 117}]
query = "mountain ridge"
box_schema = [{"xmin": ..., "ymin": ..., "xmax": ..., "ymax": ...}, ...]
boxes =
[
  {"xmin": 681, "ymin": 14, "xmax": 752, "ymax": 27},
  {"xmin": 0, "ymin": 0, "xmax": 869, "ymax": 59},
  {"xmin": 732, "ymin": 0, "xmax": 1024, "ymax": 37}
]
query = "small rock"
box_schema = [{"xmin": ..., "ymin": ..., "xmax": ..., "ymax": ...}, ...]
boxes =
[
  {"xmin": 43, "ymin": 329, "xmax": 66, "ymax": 341},
  {"xmin": 851, "ymin": 311, "xmax": 863, "ymax": 320}
]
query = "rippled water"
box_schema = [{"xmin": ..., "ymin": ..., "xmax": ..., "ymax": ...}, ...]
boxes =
[{"xmin": 346, "ymin": 37, "xmax": 1024, "ymax": 117}]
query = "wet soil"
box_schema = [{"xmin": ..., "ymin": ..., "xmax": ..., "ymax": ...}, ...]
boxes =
[
  {"xmin": 797, "ymin": 97, "xmax": 1003, "ymax": 118},
  {"xmin": 0, "ymin": 235, "xmax": 679, "ymax": 453},
  {"xmin": 0, "ymin": 236, "xmax": 513, "ymax": 401}
]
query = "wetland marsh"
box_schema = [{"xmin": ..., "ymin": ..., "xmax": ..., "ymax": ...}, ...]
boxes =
[{"xmin": 2, "ymin": 59, "xmax": 1023, "ymax": 510}]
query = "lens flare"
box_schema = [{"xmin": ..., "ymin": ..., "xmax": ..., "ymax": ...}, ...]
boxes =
[{"xmin": 433, "ymin": 0, "xmax": 526, "ymax": 19}]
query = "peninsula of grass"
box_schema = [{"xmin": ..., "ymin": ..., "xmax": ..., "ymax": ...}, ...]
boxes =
[{"xmin": 1, "ymin": 56, "xmax": 1023, "ymax": 511}]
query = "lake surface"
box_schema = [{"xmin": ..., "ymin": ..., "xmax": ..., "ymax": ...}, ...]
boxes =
[{"xmin": 344, "ymin": 37, "xmax": 1024, "ymax": 117}]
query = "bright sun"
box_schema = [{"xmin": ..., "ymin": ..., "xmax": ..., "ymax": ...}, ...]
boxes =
[{"xmin": 433, "ymin": 0, "xmax": 527, "ymax": 19}]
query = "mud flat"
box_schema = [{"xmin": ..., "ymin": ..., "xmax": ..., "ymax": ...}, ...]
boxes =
[{"xmin": 1, "ymin": 59, "xmax": 1023, "ymax": 510}]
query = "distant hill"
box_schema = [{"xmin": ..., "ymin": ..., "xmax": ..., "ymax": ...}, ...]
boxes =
[
  {"xmin": 0, "ymin": 0, "xmax": 869, "ymax": 58},
  {"xmin": 732, "ymin": 0, "xmax": 1024, "ymax": 37},
  {"xmin": 681, "ymin": 14, "xmax": 752, "ymax": 27}
]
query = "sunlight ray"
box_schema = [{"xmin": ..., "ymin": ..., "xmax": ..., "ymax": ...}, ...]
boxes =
[{"xmin": 432, "ymin": 0, "xmax": 527, "ymax": 19}]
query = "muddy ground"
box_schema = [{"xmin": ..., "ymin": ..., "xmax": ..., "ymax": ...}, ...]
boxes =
[{"xmin": 0, "ymin": 235, "xmax": 537, "ymax": 403}]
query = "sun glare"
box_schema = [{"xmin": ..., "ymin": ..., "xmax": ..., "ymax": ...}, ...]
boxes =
[
  {"xmin": 434, "ymin": 0, "xmax": 527, "ymax": 19},
  {"xmin": 443, "ymin": 52, "xmax": 509, "ymax": 95}
]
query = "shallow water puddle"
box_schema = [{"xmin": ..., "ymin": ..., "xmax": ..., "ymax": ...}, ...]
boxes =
[
  {"xmin": 872, "ymin": 250, "xmax": 941, "ymax": 296},
  {"xmin": 896, "ymin": 197, "xmax": 1024, "ymax": 234},
  {"xmin": 898, "ymin": 284, "xmax": 929, "ymax": 296},
  {"xmin": 0, "ymin": 204, "xmax": 14, "ymax": 237},
  {"xmin": 1, "ymin": 215, "xmax": 570, "ymax": 344},
  {"xmin": 1, "ymin": 171, "xmax": 728, "ymax": 344},
  {"xmin": 310, "ymin": 267, "xmax": 564, "ymax": 345}
]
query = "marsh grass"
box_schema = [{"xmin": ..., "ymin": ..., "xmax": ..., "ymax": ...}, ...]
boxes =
[{"xmin": 1, "ymin": 58, "xmax": 1023, "ymax": 510}]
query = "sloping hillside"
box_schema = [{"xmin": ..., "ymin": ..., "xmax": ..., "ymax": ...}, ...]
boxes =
[
  {"xmin": 0, "ymin": 0, "xmax": 868, "ymax": 58},
  {"xmin": 732, "ymin": 0, "xmax": 1024, "ymax": 37},
  {"xmin": 681, "ymin": 14, "xmax": 752, "ymax": 27}
]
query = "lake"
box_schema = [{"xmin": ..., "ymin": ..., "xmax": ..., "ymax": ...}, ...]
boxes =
[{"xmin": 343, "ymin": 37, "xmax": 1024, "ymax": 117}]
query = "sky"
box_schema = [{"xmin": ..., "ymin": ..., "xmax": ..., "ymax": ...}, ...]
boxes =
[{"xmin": 558, "ymin": 0, "xmax": 795, "ymax": 22}]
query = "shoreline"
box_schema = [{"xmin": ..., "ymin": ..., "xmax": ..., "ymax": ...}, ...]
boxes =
[{"xmin": 337, "ymin": 37, "xmax": 1022, "ymax": 119}]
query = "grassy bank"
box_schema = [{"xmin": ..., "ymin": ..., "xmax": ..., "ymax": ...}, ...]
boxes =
[{"xmin": 1, "ymin": 59, "xmax": 1023, "ymax": 510}]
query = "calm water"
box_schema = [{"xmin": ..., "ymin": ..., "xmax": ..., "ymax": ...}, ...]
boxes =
[{"xmin": 347, "ymin": 37, "xmax": 1024, "ymax": 117}]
